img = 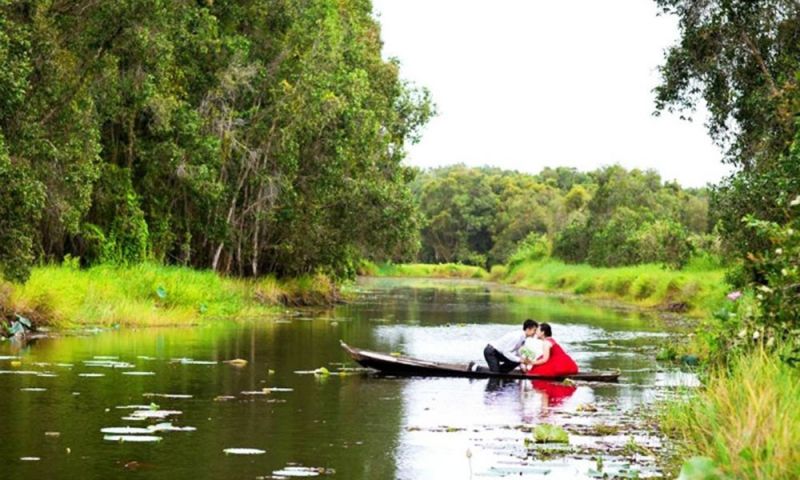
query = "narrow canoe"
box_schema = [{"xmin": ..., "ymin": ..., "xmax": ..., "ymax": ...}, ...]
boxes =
[{"xmin": 340, "ymin": 341, "xmax": 620, "ymax": 382}]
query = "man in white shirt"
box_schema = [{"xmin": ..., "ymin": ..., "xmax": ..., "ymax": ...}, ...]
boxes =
[{"xmin": 481, "ymin": 319, "xmax": 538, "ymax": 373}]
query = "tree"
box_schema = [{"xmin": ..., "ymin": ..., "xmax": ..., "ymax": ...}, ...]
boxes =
[{"xmin": 654, "ymin": 0, "xmax": 800, "ymax": 168}]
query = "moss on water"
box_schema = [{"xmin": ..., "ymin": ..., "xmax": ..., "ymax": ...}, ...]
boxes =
[{"xmin": 1, "ymin": 263, "xmax": 340, "ymax": 329}]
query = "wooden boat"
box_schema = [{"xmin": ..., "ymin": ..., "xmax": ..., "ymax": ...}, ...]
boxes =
[{"xmin": 340, "ymin": 341, "xmax": 620, "ymax": 382}]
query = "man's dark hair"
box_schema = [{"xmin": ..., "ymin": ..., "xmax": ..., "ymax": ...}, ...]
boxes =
[
  {"xmin": 539, "ymin": 322, "xmax": 552, "ymax": 337},
  {"xmin": 523, "ymin": 319, "xmax": 538, "ymax": 330}
]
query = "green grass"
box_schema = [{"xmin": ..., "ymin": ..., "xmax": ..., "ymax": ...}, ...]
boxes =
[
  {"xmin": 661, "ymin": 351, "xmax": 800, "ymax": 479},
  {"xmin": 364, "ymin": 258, "xmax": 728, "ymax": 318},
  {"xmin": 501, "ymin": 259, "xmax": 728, "ymax": 318},
  {"xmin": 2, "ymin": 263, "xmax": 339, "ymax": 329},
  {"xmin": 359, "ymin": 261, "xmax": 489, "ymax": 280}
]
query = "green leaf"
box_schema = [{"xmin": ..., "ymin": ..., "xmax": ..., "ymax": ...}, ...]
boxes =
[{"xmin": 677, "ymin": 456, "xmax": 724, "ymax": 480}]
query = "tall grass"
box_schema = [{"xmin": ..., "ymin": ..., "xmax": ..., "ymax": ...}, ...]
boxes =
[
  {"xmin": 502, "ymin": 259, "xmax": 727, "ymax": 317},
  {"xmin": 3, "ymin": 263, "xmax": 339, "ymax": 328},
  {"xmin": 359, "ymin": 261, "xmax": 489, "ymax": 280},
  {"xmin": 662, "ymin": 351, "xmax": 800, "ymax": 479}
]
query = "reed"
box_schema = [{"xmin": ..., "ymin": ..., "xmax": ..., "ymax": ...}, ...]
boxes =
[{"xmin": 662, "ymin": 351, "xmax": 800, "ymax": 479}]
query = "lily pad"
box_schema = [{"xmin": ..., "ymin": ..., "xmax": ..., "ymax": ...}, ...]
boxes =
[
  {"xmin": 143, "ymin": 393, "xmax": 193, "ymax": 399},
  {"xmin": 104, "ymin": 435, "xmax": 163, "ymax": 443},
  {"xmin": 272, "ymin": 466, "xmax": 328, "ymax": 477},
  {"xmin": 20, "ymin": 457, "xmax": 40, "ymax": 461},
  {"xmin": 128, "ymin": 410, "xmax": 182, "ymax": 419},
  {"xmin": 223, "ymin": 448, "xmax": 265, "ymax": 455},
  {"xmin": 147, "ymin": 422, "xmax": 196, "ymax": 433},
  {"xmin": 20, "ymin": 387, "xmax": 47, "ymax": 392},
  {"xmin": 172, "ymin": 358, "xmax": 218, "ymax": 365},
  {"xmin": 101, "ymin": 427, "xmax": 152, "ymax": 435},
  {"xmin": 78, "ymin": 373, "xmax": 105, "ymax": 377},
  {"xmin": 122, "ymin": 371, "xmax": 156, "ymax": 376},
  {"xmin": 530, "ymin": 424, "xmax": 569, "ymax": 444}
]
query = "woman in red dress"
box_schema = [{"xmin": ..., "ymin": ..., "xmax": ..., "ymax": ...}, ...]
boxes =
[{"xmin": 525, "ymin": 323, "xmax": 579, "ymax": 377}]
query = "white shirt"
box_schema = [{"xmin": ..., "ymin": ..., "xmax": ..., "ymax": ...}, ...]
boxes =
[{"xmin": 488, "ymin": 330, "xmax": 526, "ymax": 362}]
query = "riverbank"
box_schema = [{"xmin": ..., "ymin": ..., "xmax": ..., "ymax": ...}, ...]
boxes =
[
  {"xmin": 358, "ymin": 262, "xmax": 489, "ymax": 280},
  {"xmin": 0, "ymin": 263, "xmax": 340, "ymax": 330},
  {"xmin": 362, "ymin": 259, "xmax": 728, "ymax": 318},
  {"xmin": 661, "ymin": 350, "xmax": 800, "ymax": 479}
]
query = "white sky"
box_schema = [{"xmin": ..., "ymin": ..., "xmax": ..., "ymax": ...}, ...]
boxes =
[{"xmin": 372, "ymin": 0, "xmax": 733, "ymax": 188}]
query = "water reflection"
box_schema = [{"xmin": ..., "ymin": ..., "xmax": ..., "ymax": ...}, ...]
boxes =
[{"xmin": 0, "ymin": 277, "xmax": 694, "ymax": 479}]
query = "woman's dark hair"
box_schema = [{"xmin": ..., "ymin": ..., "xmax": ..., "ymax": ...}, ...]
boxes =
[
  {"xmin": 523, "ymin": 319, "xmax": 538, "ymax": 330},
  {"xmin": 539, "ymin": 322, "xmax": 552, "ymax": 337}
]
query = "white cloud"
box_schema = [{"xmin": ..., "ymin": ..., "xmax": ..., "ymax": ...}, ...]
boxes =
[{"xmin": 372, "ymin": 0, "xmax": 733, "ymax": 187}]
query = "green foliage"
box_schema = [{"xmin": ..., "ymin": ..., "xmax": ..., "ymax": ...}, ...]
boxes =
[
  {"xmin": 0, "ymin": 0, "xmax": 431, "ymax": 281},
  {"xmin": 701, "ymin": 133, "xmax": 800, "ymax": 365},
  {"xmin": 2, "ymin": 263, "xmax": 338, "ymax": 328},
  {"xmin": 413, "ymin": 164, "xmax": 708, "ymax": 269},
  {"xmin": 662, "ymin": 351, "xmax": 800, "ymax": 479},
  {"xmin": 507, "ymin": 233, "xmax": 551, "ymax": 269},
  {"xmin": 655, "ymin": 0, "xmax": 800, "ymax": 167},
  {"xmin": 677, "ymin": 457, "xmax": 724, "ymax": 480},
  {"xmin": 502, "ymin": 259, "xmax": 727, "ymax": 317},
  {"xmin": 0, "ymin": 136, "xmax": 45, "ymax": 282},
  {"xmin": 529, "ymin": 424, "xmax": 569, "ymax": 444}
]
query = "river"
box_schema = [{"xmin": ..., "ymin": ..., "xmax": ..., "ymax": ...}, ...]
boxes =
[{"xmin": 0, "ymin": 277, "xmax": 697, "ymax": 479}]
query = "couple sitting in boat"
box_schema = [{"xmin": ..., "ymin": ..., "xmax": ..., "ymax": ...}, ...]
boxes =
[{"xmin": 479, "ymin": 319, "xmax": 578, "ymax": 376}]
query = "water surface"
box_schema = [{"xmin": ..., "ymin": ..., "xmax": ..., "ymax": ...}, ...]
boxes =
[{"xmin": 0, "ymin": 277, "xmax": 695, "ymax": 479}]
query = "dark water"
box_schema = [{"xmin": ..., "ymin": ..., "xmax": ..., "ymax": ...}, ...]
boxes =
[{"xmin": 0, "ymin": 277, "xmax": 696, "ymax": 479}]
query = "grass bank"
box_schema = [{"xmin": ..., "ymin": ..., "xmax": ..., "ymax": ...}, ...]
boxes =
[
  {"xmin": 363, "ymin": 258, "xmax": 728, "ymax": 318},
  {"xmin": 661, "ymin": 351, "xmax": 800, "ymax": 479},
  {"xmin": 358, "ymin": 261, "xmax": 489, "ymax": 280},
  {"xmin": 498, "ymin": 258, "xmax": 728, "ymax": 318},
  {"xmin": 0, "ymin": 263, "xmax": 340, "ymax": 329}
]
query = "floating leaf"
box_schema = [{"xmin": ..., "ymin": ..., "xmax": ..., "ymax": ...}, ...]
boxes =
[
  {"xmin": 122, "ymin": 371, "xmax": 156, "ymax": 376},
  {"xmin": 20, "ymin": 457, "xmax": 40, "ymax": 461},
  {"xmin": 531, "ymin": 424, "xmax": 569, "ymax": 444},
  {"xmin": 272, "ymin": 466, "xmax": 331, "ymax": 477},
  {"xmin": 104, "ymin": 435, "xmax": 162, "ymax": 443},
  {"xmin": 78, "ymin": 373, "xmax": 105, "ymax": 378},
  {"xmin": 313, "ymin": 367, "xmax": 330, "ymax": 376},
  {"xmin": 127, "ymin": 410, "xmax": 182, "ymax": 419},
  {"xmin": 143, "ymin": 393, "xmax": 193, "ymax": 399},
  {"xmin": 225, "ymin": 359, "xmax": 248, "ymax": 367},
  {"xmin": 101, "ymin": 427, "xmax": 152, "ymax": 435},
  {"xmin": 147, "ymin": 422, "xmax": 196, "ymax": 432},
  {"xmin": 223, "ymin": 448, "xmax": 265, "ymax": 455}
]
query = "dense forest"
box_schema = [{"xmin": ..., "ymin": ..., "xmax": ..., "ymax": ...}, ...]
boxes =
[
  {"xmin": 0, "ymin": 0, "xmax": 432, "ymax": 283},
  {"xmin": 411, "ymin": 165, "xmax": 714, "ymax": 270}
]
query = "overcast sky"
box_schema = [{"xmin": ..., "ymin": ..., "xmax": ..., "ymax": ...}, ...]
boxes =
[{"xmin": 371, "ymin": 0, "xmax": 733, "ymax": 188}]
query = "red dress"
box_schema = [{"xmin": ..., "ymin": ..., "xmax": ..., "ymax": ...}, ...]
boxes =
[{"xmin": 527, "ymin": 338, "xmax": 579, "ymax": 376}]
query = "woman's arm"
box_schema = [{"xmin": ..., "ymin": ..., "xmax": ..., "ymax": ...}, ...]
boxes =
[{"xmin": 532, "ymin": 342, "xmax": 551, "ymax": 366}]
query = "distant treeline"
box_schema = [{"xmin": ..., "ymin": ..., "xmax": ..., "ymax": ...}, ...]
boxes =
[
  {"xmin": 0, "ymin": 0, "xmax": 432, "ymax": 282},
  {"xmin": 412, "ymin": 165, "xmax": 716, "ymax": 269}
]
